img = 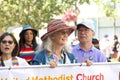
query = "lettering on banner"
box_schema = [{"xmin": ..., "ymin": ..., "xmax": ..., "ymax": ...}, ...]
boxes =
[
  {"xmin": 76, "ymin": 73, "xmax": 104, "ymax": 80},
  {"xmin": 26, "ymin": 74, "xmax": 73, "ymax": 80}
]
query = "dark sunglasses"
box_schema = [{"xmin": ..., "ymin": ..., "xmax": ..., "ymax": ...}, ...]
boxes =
[{"xmin": 1, "ymin": 40, "xmax": 14, "ymax": 45}]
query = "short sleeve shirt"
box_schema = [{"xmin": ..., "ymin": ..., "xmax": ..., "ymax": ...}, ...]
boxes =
[{"xmin": 72, "ymin": 44, "xmax": 107, "ymax": 63}]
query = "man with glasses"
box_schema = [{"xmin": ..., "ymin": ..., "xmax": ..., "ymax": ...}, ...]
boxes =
[{"xmin": 72, "ymin": 20, "xmax": 107, "ymax": 63}]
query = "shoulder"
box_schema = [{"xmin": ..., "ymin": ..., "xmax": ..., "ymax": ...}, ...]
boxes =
[
  {"xmin": 32, "ymin": 50, "xmax": 47, "ymax": 65},
  {"xmin": 34, "ymin": 49, "xmax": 48, "ymax": 59},
  {"xmin": 35, "ymin": 50, "xmax": 46, "ymax": 56},
  {"xmin": 91, "ymin": 46, "xmax": 102, "ymax": 53},
  {"xmin": 92, "ymin": 47, "xmax": 105, "ymax": 55}
]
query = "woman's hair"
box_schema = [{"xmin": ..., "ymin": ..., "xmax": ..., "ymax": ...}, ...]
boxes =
[
  {"xmin": 40, "ymin": 37, "xmax": 72, "ymax": 55},
  {"xmin": 0, "ymin": 32, "xmax": 19, "ymax": 56},
  {"xmin": 19, "ymin": 30, "xmax": 38, "ymax": 50}
]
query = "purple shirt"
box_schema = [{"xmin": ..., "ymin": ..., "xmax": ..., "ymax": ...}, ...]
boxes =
[{"xmin": 72, "ymin": 44, "xmax": 107, "ymax": 63}]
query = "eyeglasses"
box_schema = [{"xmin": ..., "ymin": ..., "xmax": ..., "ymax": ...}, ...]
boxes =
[{"xmin": 1, "ymin": 40, "xmax": 14, "ymax": 45}]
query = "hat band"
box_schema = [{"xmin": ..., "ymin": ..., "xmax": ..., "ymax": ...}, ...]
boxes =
[{"xmin": 47, "ymin": 24, "xmax": 68, "ymax": 32}]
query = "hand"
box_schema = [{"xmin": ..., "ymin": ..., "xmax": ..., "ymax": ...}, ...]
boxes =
[
  {"xmin": 85, "ymin": 60, "xmax": 93, "ymax": 66},
  {"xmin": 82, "ymin": 59, "xmax": 93, "ymax": 66},
  {"xmin": 49, "ymin": 60, "xmax": 58, "ymax": 68}
]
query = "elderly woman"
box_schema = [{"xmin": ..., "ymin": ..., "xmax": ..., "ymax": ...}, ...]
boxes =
[
  {"xmin": 0, "ymin": 32, "xmax": 29, "ymax": 67},
  {"xmin": 32, "ymin": 19, "xmax": 92, "ymax": 67}
]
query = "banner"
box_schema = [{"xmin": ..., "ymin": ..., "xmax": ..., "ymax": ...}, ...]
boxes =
[{"xmin": 0, "ymin": 62, "xmax": 120, "ymax": 80}]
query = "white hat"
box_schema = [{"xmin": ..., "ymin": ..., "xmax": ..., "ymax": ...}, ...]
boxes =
[{"xmin": 77, "ymin": 20, "xmax": 95, "ymax": 32}]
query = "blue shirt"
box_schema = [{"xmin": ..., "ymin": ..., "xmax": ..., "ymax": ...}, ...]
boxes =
[
  {"xmin": 32, "ymin": 49, "xmax": 76, "ymax": 65},
  {"xmin": 45, "ymin": 51, "xmax": 68, "ymax": 64},
  {"xmin": 72, "ymin": 44, "xmax": 107, "ymax": 63}
]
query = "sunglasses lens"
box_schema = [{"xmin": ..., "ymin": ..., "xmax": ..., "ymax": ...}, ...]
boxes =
[
  {"xmin": 2, "ymin": 40, "xmax": 14, "ymax": 44},
  {"xmin": 8, "ymin": 41, "xmax": 13, "ymax": 44},
  {"xmin": 2, "ymin": 41, "xmax": 7, "ymax": 44}
]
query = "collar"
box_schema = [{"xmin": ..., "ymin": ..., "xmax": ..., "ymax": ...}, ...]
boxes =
[{"xmin": 76, "ymin": 44, "xmax": 94, "ymax": 52}]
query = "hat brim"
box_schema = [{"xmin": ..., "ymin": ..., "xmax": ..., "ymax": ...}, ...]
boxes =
[
  {"xmin": 20, "ymin": 29, "xmax": 38, "ymax": 37},
  {"xmin": 77, "ymin": 23, "xmax": 95, "ymax": 32},
  {"xmin": 41, "ymin": 26, "xmax": 76, "ymax": 41},
  {"xmin": 77, "ymin": 24, "xmax": 87, "ymax": 29}
]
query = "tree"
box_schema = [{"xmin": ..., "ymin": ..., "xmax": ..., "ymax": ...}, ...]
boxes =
[
  {"xmin": 0, "ymin": 0, "xmax": 80, "ymax": 31},
  {"xmin": 94, "ymin": 0, "xmax": 120, "ymax": 18},
  {"xmin": 0, "ymin": 0, "xmax": 118, "ymax": 31}
]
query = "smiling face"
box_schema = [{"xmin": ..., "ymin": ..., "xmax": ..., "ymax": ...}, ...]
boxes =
[
  {"xmin": 0, "ymin": 35, "xmax": 15, "ymax": 55},
  {"xmin": 50, "ymin": 30, "xmax": 69, "ymax": 46}
]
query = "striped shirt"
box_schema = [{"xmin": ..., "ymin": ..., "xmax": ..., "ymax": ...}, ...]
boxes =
[{"xmin": 19, "ymin": 47, "xmax": 35, "ymax": 62}]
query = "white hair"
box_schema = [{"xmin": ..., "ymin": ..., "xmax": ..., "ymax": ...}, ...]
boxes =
[{"xmin": 40, "ymin": 37, "xmax": 72, "ymax": 55}]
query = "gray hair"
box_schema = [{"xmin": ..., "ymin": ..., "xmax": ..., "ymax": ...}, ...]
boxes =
[{"xmin": 40, "ymin": 37, "xmax": 72, "ymax": 55}]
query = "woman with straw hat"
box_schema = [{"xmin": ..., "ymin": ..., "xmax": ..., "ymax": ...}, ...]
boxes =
[{"xmin": 32, "ymin": 19, "xmax": 92, "ymax": 68}]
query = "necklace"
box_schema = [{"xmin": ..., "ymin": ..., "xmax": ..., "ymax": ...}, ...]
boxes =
[{"xmin": 0, "ymin": 56, "xmax": 19, "ymax": 67}]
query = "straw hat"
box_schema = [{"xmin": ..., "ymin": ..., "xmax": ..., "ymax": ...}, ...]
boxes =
[
  {"xmin": 20, "ymin": 25, "xmax": 38, "ymax": 36},
  {"xmin": 41, "ymin": 19, "xmax": 76, "ymax": 41}
]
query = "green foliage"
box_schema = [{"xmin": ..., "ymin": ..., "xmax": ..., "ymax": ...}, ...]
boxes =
[
  {"xmin": 103, "ymin": 4, "xmax": 116, "ymax": 18},
  {"xmin": 0, "ymin": 0, "xmax": 76, "ymax": 31},
  {"xmin": 93, "ymin": 0, "xmax": 118, "ymax": 18},
  {"xmin": 0, "ymin": 0, "xmax": 118, "ymax": 31},
  {"xmin": 78, "ymin": 0, "xmax": 90, "ymax": 4}
]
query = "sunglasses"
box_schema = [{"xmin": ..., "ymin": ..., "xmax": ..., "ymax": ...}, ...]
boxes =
[{"xmin": 1, "ymin": 40, "xmax": 14, "ymax": 45}]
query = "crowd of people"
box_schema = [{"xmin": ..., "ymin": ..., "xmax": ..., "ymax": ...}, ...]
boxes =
[{"xmin": 2, "ymin": 18, "xmax": 118, "ymax": 68}]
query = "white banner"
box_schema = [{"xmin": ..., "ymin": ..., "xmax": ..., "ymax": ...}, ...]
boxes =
[{"xmin": 0, "ymin": 62, "xmax": 120, "ymax": 80}]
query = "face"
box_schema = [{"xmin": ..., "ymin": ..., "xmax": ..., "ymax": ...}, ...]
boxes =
[
  {"xmin": 24, "ymin": 30, "xmax": 34, "ymax": 43},
  {"xmin": 77, "ymin": 26, "xmax": 94, "ymax": 43},
  {"xmin": 0, "ymin": 35, "xmax": 15, "ymax": 55},
  {"xmin": 51, "ymin": 30, "xmax": 69, "ymax": 46}
]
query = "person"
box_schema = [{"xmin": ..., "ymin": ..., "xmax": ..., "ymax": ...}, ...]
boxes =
[
  {"xmin": 72, "ymin": 20, "xmax": 107, "ymax": 63},
  {"xmin": 18, "ymin": 25, "xmax": 39, "ymax": 65},
  {"xmin": 92, "ymin": 38, "xmax": 99, "ymax": 49},
  {"xmin": 32, "ymin": 19, "xmax": 92, "ymax": 68},
  {"xmin": 112, "ymin": 35, "xmax": 119, "ymax": 58},
  {"xmin": 0, "ymin": 32, "xmax": 29, "ymax": 67},
  {"xmin": 99, "ymin": 34, "xmax": 112, "ymax": 62}
]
